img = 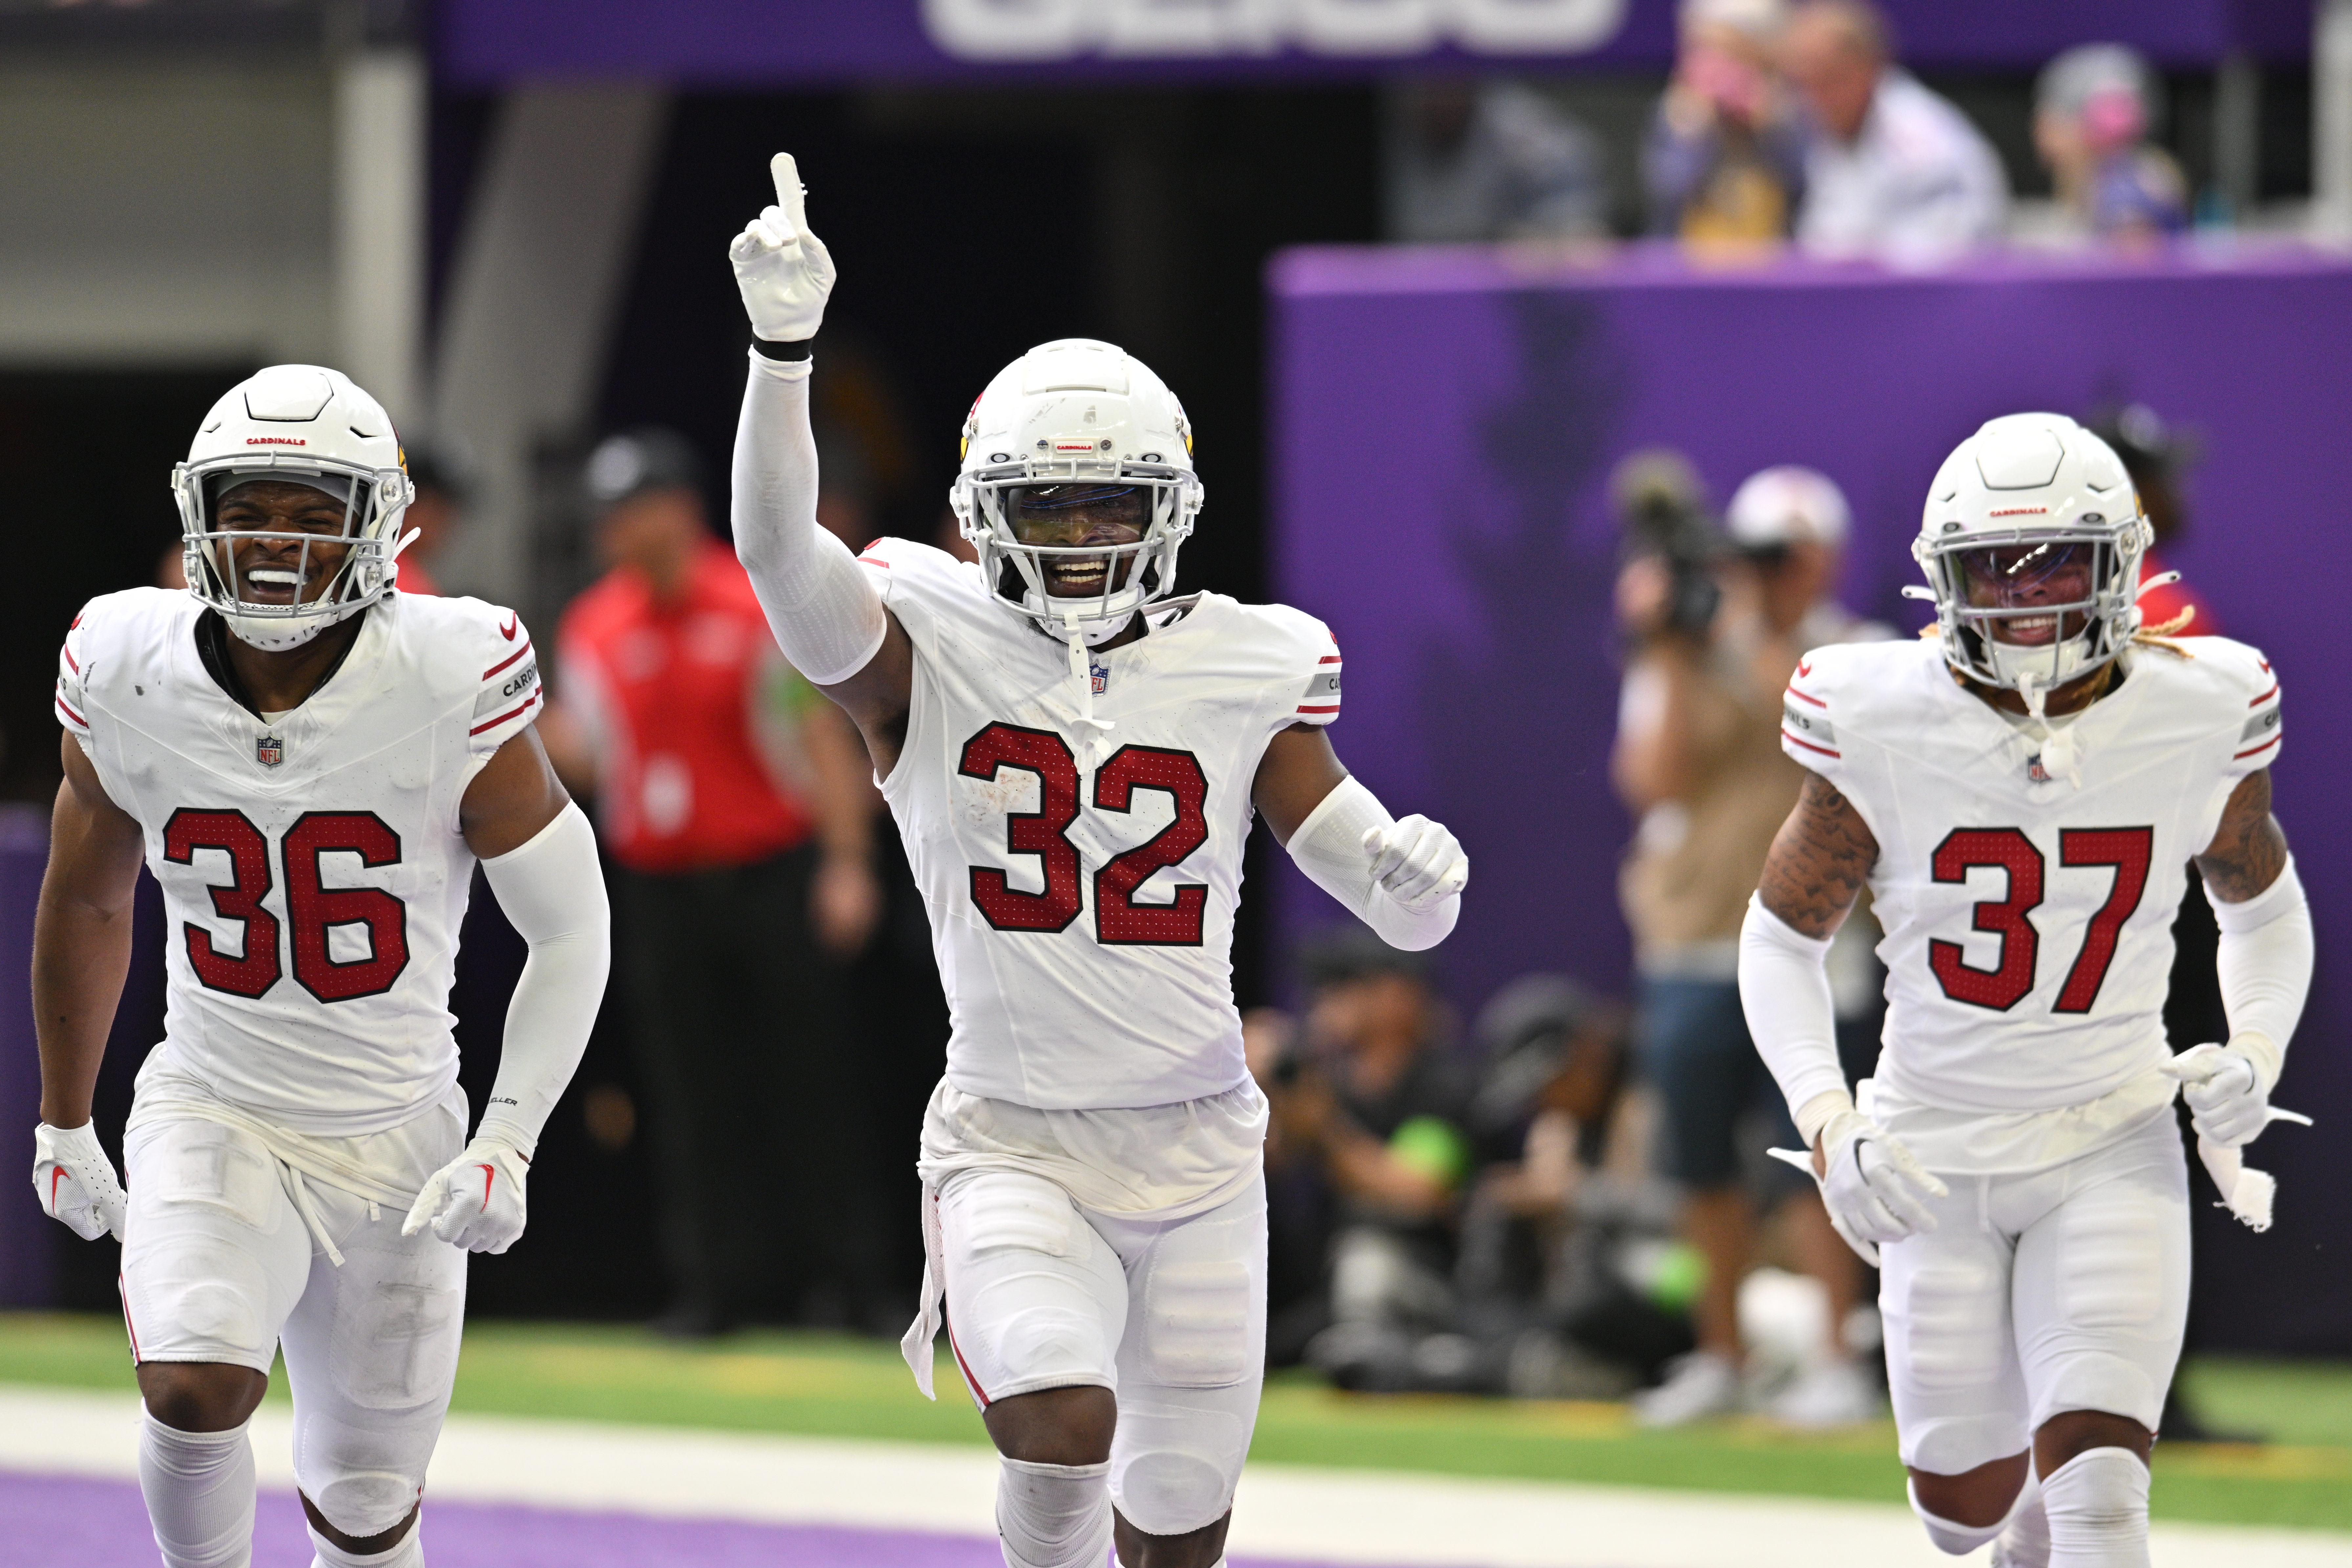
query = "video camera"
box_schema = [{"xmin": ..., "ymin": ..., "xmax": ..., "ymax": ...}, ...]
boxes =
[{"xmin": 1610, "ymin": 449, "xmax": 1725, "ymax": 638}]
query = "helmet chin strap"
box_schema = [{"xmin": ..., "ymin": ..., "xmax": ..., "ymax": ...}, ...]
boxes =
[
  {"xmin": 1058, "ymin": 604, "xmax": 1120, "ymax": 762},
  {"xmin": 2013, "ymin": 665, "xmax": 2085, "ymax": 789}
]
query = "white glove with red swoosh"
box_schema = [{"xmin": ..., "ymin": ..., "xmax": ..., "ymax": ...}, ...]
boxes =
[
  {"xmin": 403, "ymin": 1137, "xmax": 530, "ymax": 1254},
  {"xmin": 34, "ymin": 1121, "xmax": 127, "ymax": 1242}
]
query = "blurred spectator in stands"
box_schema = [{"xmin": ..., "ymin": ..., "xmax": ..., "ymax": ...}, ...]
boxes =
[
  {"xmin": 538, "ymin": 428, "xmax": 885, "ymax": 1337},
  {"xmin": 1267, "ymin": 931, "xmax": 1475, "ymax": 1387},
  {"xmin": 1386, "ymin": 78, "xmax": 1610, "ymax": 243},
  {"xmin": 2034, "ymin": 46, "xmax": 2188, "ymax": 246},
  {"xmin": 392, "ymin": 440, "xmax": 470, "ymax": 596},
  {"xmin": 1611, "ymin": 456, "xmax": 1890, "ymax": 1427},
  {"xmin": 1782, "ymin": 0, "xmax": 2007, "ymax": 264},
  {"xmin": 1646, "ymin": 0, "xmax": 1808, "ymax": 250}
]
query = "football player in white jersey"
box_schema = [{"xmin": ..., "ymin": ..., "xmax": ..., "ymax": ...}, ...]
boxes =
[
  {"xmin": 726, "ymin": 157, "xmax": 1468, "ymax": 1568},
  {"xmin": 1739, "ymin": 414, "xmax": 2310, "ymax": 1568},
  {"xmin": 31, "ymin": 365, "xmax": 611, "ymax": 1568}
]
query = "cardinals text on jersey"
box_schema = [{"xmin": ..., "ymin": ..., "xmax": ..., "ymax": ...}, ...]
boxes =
[
  {"xmin": 1782, "ymin": 635, "xmax": 2279, "ymax": 1158},
  {"xmin": 859, "ymin": 538, "xmax": 1339, "ymax": 1111},
  {"xmin": 56, "ymin": 588, "xmax": 541, "ymax": 1135}
]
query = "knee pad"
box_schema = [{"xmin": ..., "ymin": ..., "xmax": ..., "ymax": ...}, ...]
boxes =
[
  {"xmin": 1907, "ymin": 1480, "xmax": 2008, "ymax": 1557},
  {"xmin": 2040, "ymin": 1447, "xmax": 2149, "ymax": 1568},
  {"xmin": 996, "ymin": 1456, "xmax": 1111, "ymax": 1568}
]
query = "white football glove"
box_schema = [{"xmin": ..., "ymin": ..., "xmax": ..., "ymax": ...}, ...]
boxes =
[
  {"xmin": 2159, "ymin": 1036, "xmax": 2289, "ymax": 1148},
  {"xmin": 1361, "ymin": 815, "xmax": 1469, "ymax": 913},
  {"xmin": 403, "ymin": 1137, "xmax": 530, "ymax": 1255},
  {"xmin": 1768, "ymin": 1109, "xmax": 1947, "ymax": 1267},
  {"xmin": 729, "ymin": 152, "xmax": 835, "ymax": 343},
  {"xmin": 34, "ymin": 1121, "xmax": 127, "ymax": 1242}
]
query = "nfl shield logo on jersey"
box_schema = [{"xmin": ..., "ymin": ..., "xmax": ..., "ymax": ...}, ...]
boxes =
[{"xmin": 256, "ymin": 734, "xmax": 285, "ymax": 769}]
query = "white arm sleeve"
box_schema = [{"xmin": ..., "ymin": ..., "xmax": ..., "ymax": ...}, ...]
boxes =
[
  {"xmin": 1738, "ymin": 892, "xmax": 1854, "ymax": 1141},
  {"xmin": 473, "ymin": 802, "xmax": 611, "ymax": 1157},
  {"xmin": 1285, "ymin": 775, "xmax": 1458, "ymax": 951},
  {"xmin": 730, "ymin": 350, "xmax": 890, "ymax": 686},
  {"xmin": 2213, "ymin": 856, "xmax": 2313, "ymax": 1092}
]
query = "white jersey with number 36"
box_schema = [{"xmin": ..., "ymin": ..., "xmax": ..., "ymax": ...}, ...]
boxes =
[
  {"xmin": 56, "ymin": 587, "xmax": 543, "ymax": 1137},
  {"xmin": 860, "ymin": 539, "xmax": 1340, "ymax": 1112},
  {"xmin": 1782, "ymin": 635, "xmax": 2281, "ymax": 1170}
]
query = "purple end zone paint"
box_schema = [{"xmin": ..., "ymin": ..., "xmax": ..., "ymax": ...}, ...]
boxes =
[{"xmin": 0, "ymin": 1470, "xmax": 1447, "ymax": 1568}]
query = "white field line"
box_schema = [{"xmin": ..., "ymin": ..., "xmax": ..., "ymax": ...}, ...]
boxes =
[{"xmin": 3, "ymin": 1385, "xmax": 2347, "ymax": 1568}]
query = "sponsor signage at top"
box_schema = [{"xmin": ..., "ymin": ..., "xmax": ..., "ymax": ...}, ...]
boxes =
[
  {"xmin": 922, "ymin": 0, "xmax": 1627, "ymax": 62},
  {"xmin": 435, "ymin": 0, "xmax": 2303, "ymax": 84}
]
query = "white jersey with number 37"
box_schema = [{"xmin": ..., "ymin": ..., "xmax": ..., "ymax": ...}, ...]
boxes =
[
  {"xmin": 861, "ymin": 539, "xmax": 1340, "ymax": 1112},
  {"xmin": 56, "ymin": 587, "xmax": 543, "ymax": 1136},
  {"xmin": 1782, "ymin": 635, "xmax": 2280, "ymax": 1167}
]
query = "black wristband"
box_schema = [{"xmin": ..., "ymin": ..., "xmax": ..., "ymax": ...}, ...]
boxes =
[{"xmin": 753, "ymin": 335, "xmax": 813, "ymax": 361}]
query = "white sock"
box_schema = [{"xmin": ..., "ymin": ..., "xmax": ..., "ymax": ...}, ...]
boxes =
[
  {"xmin": 139, "ymin": 1410, "xmax": 256, "ymax": 1568},
  {"xmin": 308, "ymin": 1513, "xmax": 425, "ymax": 1568},
  {"xmin": 2041, "ymin": 1447, "xmax": 2150, "ymax": 1568},
  {"xmin": 996, "ymin": 1456, "xmax": 1112, "ymax": 1568},
  {"xmin": 1998, "ymin": 1470, "xmax": 2051, "ymax": 1566}
]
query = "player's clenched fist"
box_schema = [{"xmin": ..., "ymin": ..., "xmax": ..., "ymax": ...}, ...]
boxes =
[
  {"xmin": 33, "ymin": 1121, "xmax": 126, "ymax": 1242},
  {"xmin": 730, "ymin": 152, "xmax": 835, "ymax": 343},
  {"xmin": 1362, "ymin": 815, "xmax": 1469, "ymax": 913},
  {"xmin": 403, "ymin": 1137, "xmax": 531, "ymax": 1254},
  {"xmin": 2161, "ymin": 1035, "xmax": 2282, "ymax": 1148},
  {"xmin": 1804, "ymin": 1107, "xmax": 1946, "ymax": 1266}
]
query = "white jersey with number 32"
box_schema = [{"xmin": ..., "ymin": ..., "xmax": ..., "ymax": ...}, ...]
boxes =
[
  {"xmin": 861, "ymin": 539, "xmax": 1340, "ymax": 1112},
  {"xmin": 1782, "ymin": 635, "xmax": 2281, "ymax": 1169},
  {"xmin": 56, "ymin": 587, "xmax": 542, "ymax": 1136}
]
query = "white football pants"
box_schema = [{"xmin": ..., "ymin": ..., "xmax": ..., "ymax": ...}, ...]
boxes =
[
  {"xmin": 938, "ymin": 1168, "xmax": 1267, "ymax": 1538},
  {"xmin": 1882, "ymin": 1110, "xmax": 2189, "ymax": 1478},
  {"xmin": 120, "ymin": 1089, "xmax": 469, "ymax": 1541}
]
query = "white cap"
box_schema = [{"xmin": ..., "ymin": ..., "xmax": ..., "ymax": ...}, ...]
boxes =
[{"xmin": 1726, "ymin": 465, "xmax": 1851, "ymax": 549}]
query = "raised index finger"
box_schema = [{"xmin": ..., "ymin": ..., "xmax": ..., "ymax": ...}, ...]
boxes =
[{"xmin": 770, "ymin": 152, "xmax": 807, "ymax": 240}]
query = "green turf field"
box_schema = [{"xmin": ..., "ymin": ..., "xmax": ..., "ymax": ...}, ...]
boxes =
[{"xmin": 5, "ymin": 1312, "xmax": 2347, "ymax": 1532}]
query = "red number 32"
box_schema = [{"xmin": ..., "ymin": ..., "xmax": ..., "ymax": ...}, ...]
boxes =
[
  {"xmin": 957, "ymin": 723, "xmax": 1210, "ymax": 947},
  {"xmin": 1927, "ymin": 826, "xmax": 2153, "ymax": 1012}
]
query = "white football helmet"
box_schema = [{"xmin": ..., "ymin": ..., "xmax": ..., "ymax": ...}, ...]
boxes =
[
  {"xmin": 1913, "ymin": 413, "xmax": 2152, "ymax": 711},
  {"xmin": 950, "ymin": 339, "xmax": 1202, "ymax": 642},
  {"xmin": 172, "ymin": 364, "xmax": 413, "ymax": 651}
]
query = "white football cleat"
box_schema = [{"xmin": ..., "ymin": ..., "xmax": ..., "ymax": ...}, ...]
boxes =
[
  {"xmin": 1633, "ymin": 1350, "xmax": 1742, "ymax": 1428},
  {"xmin": 1767, "ymin": 1355, "xmax": 1879, "ymax": 1428}
]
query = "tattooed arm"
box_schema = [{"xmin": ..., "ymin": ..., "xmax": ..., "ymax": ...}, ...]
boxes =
[
  {"xmin": 2195, "ymin": 770, "xmax": 2289, "ymax": 904},
  {"xmin": 1741, "ymin": 768, "xmax": 1882, "ymax": 1153},
  {"xmin": 2175, "ymin": 768, "xmax": 2311, "ymax": 1106},
  {"xmin": 1758, "ymin": 770, "xmax": 1881, "ymax": 939}
]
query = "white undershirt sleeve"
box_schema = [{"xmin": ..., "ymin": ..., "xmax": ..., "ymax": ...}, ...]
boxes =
[
  {"xmin": 730, "ymin": 351, "xmax": 890, "ymax": 687},
  {"xmin": 1738, "ymin": 891, "xmax": 1854, "ymax": 1140},
  {"xmin": 473, "ymin": 802, "xmax": 611, "ymax": 1158},
  {"xmin": 2212, "ymin": 856, "xmax": 2313, "ymax": 1093},
  {"xmin": 1284, "ymin": 775, "xmax": 1459, "ymax": 952}
]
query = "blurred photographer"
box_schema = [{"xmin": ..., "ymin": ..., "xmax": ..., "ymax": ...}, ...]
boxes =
[{"xmin": 1612, "ymin": 458, "xmax": 1889, "ymax": 1426}]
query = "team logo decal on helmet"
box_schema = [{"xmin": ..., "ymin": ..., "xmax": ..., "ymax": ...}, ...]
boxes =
[
  {"xmin": 1911, "ymin": 413, "xmax": 2153, "ymax": 727},
  {"xmin": 172, "ymin": 364, "xmax": 415, "ymax": 652}
]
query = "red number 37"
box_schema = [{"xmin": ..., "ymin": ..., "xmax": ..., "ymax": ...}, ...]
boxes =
[{"xmin": 1927, "ymin": 826, "xmax": 2153, "ymax": 1012}]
